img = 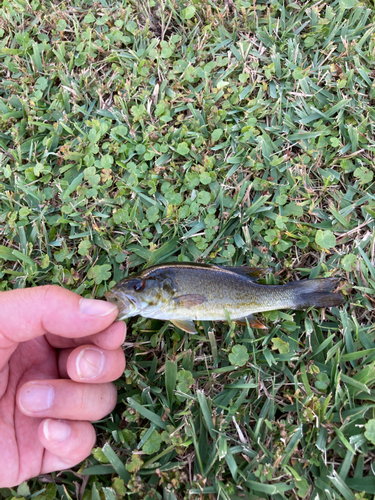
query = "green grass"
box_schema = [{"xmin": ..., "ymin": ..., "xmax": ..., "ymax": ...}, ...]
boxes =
[{"xmin": 1, "ymin": 0, "xmax": 375, "ymax": 498}]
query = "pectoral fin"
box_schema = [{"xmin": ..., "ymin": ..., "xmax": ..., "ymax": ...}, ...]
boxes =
[
  {"xmin": 172, "ymin": 294, "xmax": 206, "ymax": 308},
  {"xmin": 171, "ymin": 319, "xmax": 197, "ymax": 334},
  {"xmin": 236, "ymin": 314, "xmax": 267, "ymax": 329}
]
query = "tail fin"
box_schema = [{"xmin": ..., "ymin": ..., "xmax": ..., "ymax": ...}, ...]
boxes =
[{"xmin": 285, "ymin": 278, "xmax": 345, "ymax": 309}]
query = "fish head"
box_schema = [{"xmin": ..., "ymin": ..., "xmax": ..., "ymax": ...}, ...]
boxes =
[
  {"xmin": 104, "ymin": 274, "xmax": 175, "ymax": 319},
  {"xmin": 104, "ymin": 289, "xmax": 136, "ymax": 318}
]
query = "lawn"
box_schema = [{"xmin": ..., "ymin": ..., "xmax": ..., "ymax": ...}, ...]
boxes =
[{"xmin": 0, "ymin": 0, "xmax": 375, "ymax": 498}]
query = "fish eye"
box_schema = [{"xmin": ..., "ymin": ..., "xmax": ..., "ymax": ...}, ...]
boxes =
[{"xmin": 133, "ymin": 280, "xmax": 145, "ymax": 292}]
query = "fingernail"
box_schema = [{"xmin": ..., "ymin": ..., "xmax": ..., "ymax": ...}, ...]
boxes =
[
  {"xmin": 43, "ymin": 419, "xmax": 71, "ymax": 442},
  {"xmin": 19, "ymin": 383, "xmax": 55, "ymax": 413},
  {"xmin": 79, "ymin": 298, "xmax": 118, "ymax": 317},
  {"xmin": 76, "ymin": 347, "xmax": 105, "ymax": 380},
  {"xmin": 119, "ymin": 321, "xmax": 127, "ymax": 344}
]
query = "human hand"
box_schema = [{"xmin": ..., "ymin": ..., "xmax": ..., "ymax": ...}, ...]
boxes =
[{"xmin": 0, "ymin": 285, "xmax": 126, "ymax": 488}]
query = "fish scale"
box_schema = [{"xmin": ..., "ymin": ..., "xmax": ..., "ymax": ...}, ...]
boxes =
[{"xmin": 167, "ymin": 267, "xmax": 292, "ymax": 320}]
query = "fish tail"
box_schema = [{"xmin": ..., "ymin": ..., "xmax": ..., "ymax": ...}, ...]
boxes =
[{"xmin": 285, "ymin": 278, "xmax": 345, "ymax": 309}]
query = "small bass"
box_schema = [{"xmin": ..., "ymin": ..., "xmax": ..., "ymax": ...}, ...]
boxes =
[{"xmin": 105, "ymin": 262, "xmax": 344, "ymax": 333}]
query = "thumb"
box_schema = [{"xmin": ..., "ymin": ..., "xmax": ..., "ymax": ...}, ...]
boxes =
[{"xmin": 0, "ymin": 285, "xmax": 118, "ymax": 347}]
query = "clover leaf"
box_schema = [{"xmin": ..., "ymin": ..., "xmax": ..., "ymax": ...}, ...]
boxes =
[
  {"xmin": 315, "ymin": 229, "xmax": 336, "ymax": 249},
  {"xmin": 126, "ymin": 453, "xmax": 144, "ymax": 473},
  {"xmin": 354, "ymin": 166, "xmax": 373, "ymax": 185},
  {"xmin": 87, "ymin": 264, "xmax": 112, "ymax": 284},
  {"xmin": 78, "ymin": 239, "xmax": 92, "ymax": 256},
  {"xmin": 341, "ymin": 254, "xmax": 356, "ymax": 272},
  {"xmin": 141, "ymin": 430, "xmax": 163, "ymax": 455},
  {"xmin": 211, "ymin": 129, "xmax": 223, "ymax": 142},
  {"xmin": 271, "ymin": 337, "xmax": 289, "ymax": 354},
  {"xmin": 181, "ymin": 5, "xmax": 196, "ymax": 20},
  {"xmin": 176, "ymin": 142, "xmax": 189, "ymax": 156},
  {"xmin": 229, "ymin": 345, "xmax": 249, "ymax": 367}
]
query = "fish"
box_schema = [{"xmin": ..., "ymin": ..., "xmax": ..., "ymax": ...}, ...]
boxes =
[{"xmin": 104, "ymin": 262, "xmax": 344, "ymax": 333}]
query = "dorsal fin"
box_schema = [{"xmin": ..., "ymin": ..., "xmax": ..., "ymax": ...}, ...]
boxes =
[{"xmin": 219, "ymin": 266, "xmax": 272, "ymax": 282}]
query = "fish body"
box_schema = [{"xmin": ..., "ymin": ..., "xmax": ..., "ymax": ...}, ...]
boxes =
[{"xmin": 105, "ymin": 262, "xmax": 344, "ymax": 333}]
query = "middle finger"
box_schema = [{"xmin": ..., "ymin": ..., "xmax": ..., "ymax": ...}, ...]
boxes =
[
  {"xmin": 17, "ymin": 379, "xmax": 117, "ymax": 421},
  {"xmin": 58, "ymin": 345, "xmax": 125, "ymax": 382}
]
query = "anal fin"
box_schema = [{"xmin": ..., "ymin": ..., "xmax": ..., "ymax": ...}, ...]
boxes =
[
  {"xmin": 171, "ymin": 319, "xmax": 197, "ymax": 334},
  {"xmin": 236, "ymin": 314, "xmax": 267, "ymax": 329}
]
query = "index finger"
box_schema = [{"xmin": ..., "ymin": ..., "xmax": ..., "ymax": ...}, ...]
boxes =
[{"xmin": 0, "ymin": 285, "xmax": 118, "ymax": 345}]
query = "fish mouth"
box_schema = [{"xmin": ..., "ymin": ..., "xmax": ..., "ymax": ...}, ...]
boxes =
[{"xmin": 104, "ymin": 291, "xmax": 139, "ymax": 318}]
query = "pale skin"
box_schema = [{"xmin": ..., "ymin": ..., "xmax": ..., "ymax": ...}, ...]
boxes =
[{"xmin": 0, "ymin": 285, "xmax": 126, "ymax": 488}]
